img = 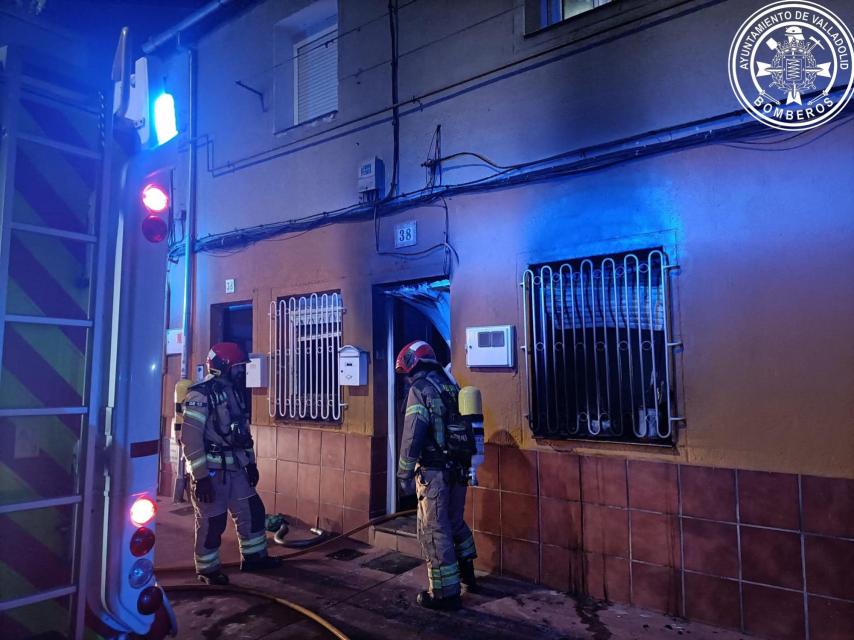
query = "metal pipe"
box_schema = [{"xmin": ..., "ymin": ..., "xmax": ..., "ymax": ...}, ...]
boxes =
[
  {"xmin": 142, "ymin": 0, "xmax": 234, "ymax": 55},
  {"xmin": 180, "ymin": 49, "xmax": 197, "ymax": 380}
]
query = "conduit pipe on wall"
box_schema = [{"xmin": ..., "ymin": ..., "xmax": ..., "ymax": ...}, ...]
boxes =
[
  {"xmin": 142, "ymin": 0, "xmax": 234, "ymax": 55},
  {"xmin": 180, "ymin": 48, "xmax": 196, "ymax": 380}
]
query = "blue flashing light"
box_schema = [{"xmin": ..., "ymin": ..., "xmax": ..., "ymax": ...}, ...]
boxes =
[{"xmin": 153, "ymin": 93, "xmax": 178, "ymax": 145}]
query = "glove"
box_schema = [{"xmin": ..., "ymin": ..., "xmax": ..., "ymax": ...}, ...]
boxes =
[
  {"xmin": 245, "ymin": 463, "xmax": 259, "ymax": 487},
  {"xmin": 398, "ymin": 475, "xmax": 415, "ymax": 496},
  {"xmin": 194, "ymin": 476, "xmax": 213, "ymax": 503}
]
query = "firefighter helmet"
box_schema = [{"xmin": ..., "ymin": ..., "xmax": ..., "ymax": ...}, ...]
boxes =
[
  {"xmin": 395, "ymin": 340, "xmax": 438, "ymax": 374},
  {"xmin": 207, "ymin": 342, "xmax": 249, "ymax": 376}
]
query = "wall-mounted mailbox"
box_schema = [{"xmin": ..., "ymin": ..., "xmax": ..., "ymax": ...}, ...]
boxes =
[
  {"xmin": 465, "ymin": 325, "xmax": 515, "ymax": 368},
  {"xmin": 246, "ymin": 353, "xmax": 268, "ymax": 388},
  {"xmin": 338, "ymin": 345, "xmax": 368, "ymax": 386}
]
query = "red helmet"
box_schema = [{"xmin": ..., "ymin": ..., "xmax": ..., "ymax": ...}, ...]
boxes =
[
  {"xmin": 395, "ymin": 340, "xmax": 438, "ymax": 374},
  {"xmin": 207, "ymin": 342, "xmax": 249, "ymax": 376}
]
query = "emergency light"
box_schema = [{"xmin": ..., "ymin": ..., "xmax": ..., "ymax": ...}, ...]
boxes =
[
  {"xmin": 140, "ymin": 177, "xmax": 171, "ymax": 243},
  {"xmin": 153, "ymin": 93, "xmax": 178, "ymax": 146},
  {"xmin": 130, "ymin": 496, "xmax": 156, "ymax": 526},
  {"xmin": 142, "ymin": 183, "xmax": 169, "ymax": 213}
]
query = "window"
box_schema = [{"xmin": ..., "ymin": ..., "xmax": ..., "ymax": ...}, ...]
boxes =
[
  {"xmin": 294, "ymin": 25, "xmax": 338, "ymax": 125},
  {"xmin": 521, "ymin": 249, "xmax": 679, "ymax": 444},
  {"xmin": 269, "ymin": 292, "xmax": 343, "ymax": 422},
  {"xmin": 535, "ymin": 0, "xmax": 613, "ymax": 29}
]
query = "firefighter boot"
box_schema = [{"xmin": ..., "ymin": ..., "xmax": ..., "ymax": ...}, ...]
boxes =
[
  {"xmin": 240, "ymin": 553, "xmax": 284, "ymax": 572},
  {"xmin": 197, "ymin": 570, "xmax": 229, "ymax": 586},
  {"xmin": 459, "ymin": 558, "xmax": 479, "ymax": 594},
  {"xmin": 416, "ymin": 590, "xmax": 462, "ymax": 611}
]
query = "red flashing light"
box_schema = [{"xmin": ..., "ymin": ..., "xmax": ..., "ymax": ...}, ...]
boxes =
[
  {"xmin": 142, "ymin": 184, "xmax": 169, "ymax": 214},
  {"xmin": 130, "ymin": 526, "xmax": 156, "ymax": 557},
  {"xmin": 130, "ymin": 496, "xmax": 156, "ymax": 527},
  {"xmin": 141, "ymin": 215, "xmax": 168, "ymax": 243},
  {"xmin": 137, "ymin": 585, "xmax": 163, "ymax": 615}
]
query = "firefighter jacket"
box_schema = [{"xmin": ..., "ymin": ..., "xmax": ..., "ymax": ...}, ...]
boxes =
[
  {"xmin": 397, "ymin": 369, "xmax": 462, "ymax": 479},
  {"xmin": 181, "ymin": 375, "xmax": 256, "ymax": 481}
]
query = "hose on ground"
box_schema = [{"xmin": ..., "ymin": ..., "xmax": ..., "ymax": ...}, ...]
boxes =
[{"xmin": 161, "ymin": 583, "xmax": 351, "ymax": 640}]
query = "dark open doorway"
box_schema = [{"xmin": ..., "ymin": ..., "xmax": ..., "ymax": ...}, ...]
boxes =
[{"xmin": 210, "ymin": 301, "xmax": 253, "ymax": 419}]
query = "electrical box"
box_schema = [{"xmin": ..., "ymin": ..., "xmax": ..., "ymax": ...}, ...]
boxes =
[
  {"xmin": 165, "ymin": 328, "xmax": 183, "ymax": 355},
  {"xmin": 357, "ymin": 157, "xmax": 384, "ymax": 194},
  {"xmin": 338, "ymin": 345, "xmax": 368, "ymax": 386},
  {"xmin": 465, "ymin": 325, "xmax": 515, "ymax": 368},
  {"xmin": 246, "ymin": 353, "xmax": 268, "ymax": 388}
]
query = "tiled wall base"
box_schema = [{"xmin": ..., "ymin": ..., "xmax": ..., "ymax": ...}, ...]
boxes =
[{"xmin": 469, "ymin": 445, "xmax": 854, "ymax": 640}]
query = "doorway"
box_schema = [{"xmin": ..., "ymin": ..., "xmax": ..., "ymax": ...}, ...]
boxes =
[
  {"xmin": 380, "ymin": 279, "xmax": 451, "ymax": 514},
  {"xmin": 210, "ymin": 301, "xmax": 253, "ymax": 418}
]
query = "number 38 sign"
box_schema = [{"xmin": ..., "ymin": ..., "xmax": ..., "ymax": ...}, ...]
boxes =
[{"xmin": 394, "ymin": 221, "xmax": 417, "ymax": 248}]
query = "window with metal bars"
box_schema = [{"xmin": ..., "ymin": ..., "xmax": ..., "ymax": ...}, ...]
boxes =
[
  {"xmin": 521, "ymin": 249, "xmax": 680, "ymax": 444},
  {"xmin": 268, "ymin": 292, "xmax": 343, "ymax": 422}
]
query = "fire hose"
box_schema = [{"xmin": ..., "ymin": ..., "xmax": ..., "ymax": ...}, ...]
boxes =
[{"xmin": 158, "ymin": 509, "xmax": 417, "ymax": 640}]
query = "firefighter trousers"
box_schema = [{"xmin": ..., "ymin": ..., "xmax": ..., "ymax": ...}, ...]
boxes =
[
  {"xmin": 190, "ymin": 468, "xmax": 269, "ymax": 575},
  {"xmin": 416, "ymin": 467, "xmax": 477, "ymax": 598}
]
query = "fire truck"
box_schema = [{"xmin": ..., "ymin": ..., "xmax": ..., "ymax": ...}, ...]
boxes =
[{"xmin": 0, "ymin": 19, "xmax": 177, "ymax": 640}]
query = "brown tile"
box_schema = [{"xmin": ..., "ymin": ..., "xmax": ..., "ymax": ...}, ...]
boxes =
[
  {"xmin": 539, "ymin": 451, "xmax": 581, "ymax": 501},
  {"xmin": 584, "ymin": 553, "xmax": 630, "ymax": 603},
  {"xmin": 473, "ymin": 531, "xmax": 500, "ymax": 573},
  {"xmin": 741, "ymin": 527, "xmax": 803, "ymax": 589},
  {"xmin": 631, "ymin": 562, "xmax": 681, "ymax": 615},
  {"xmin": 344, "ymin": 470, "xmax": 371, "ymax": 511},
  {"xmin": 276, "ymin": 426, "xmax": 299, "ymax": 461},
  {"xmin": 297, "ymin": 498, "xmax": 319, "ymax": 527},
  {"xmin": 500, "ymin": 492, "xmax": 539, "ymax": 542},
  {"xmin": 805, "ymin": 535, "xmax": 854, "ymax": 600},
  {"xmin": 256, "ymin": 458, "xmax": 277, "ymax": 493},
  {"xmin": 253, "ymin": 425, "xmax": 276, "ymax": 459},
  {"xmin": 680, "ymin": 465, "xmax": 736, "ymax": 522},
  {"xmin": 477, "ymin": 443, "xmax": 499, "ymax": 489},
  {"xmin": 581, "ymin": 456, "xmax": 627, "ymax": 507},
  {"xmin": 319, "ymin": 467, "xmax": 344, "ymax": 506},
  {"xmin": 682, "ymin": 519, "xmax": 739, "ymax": 578},
  {"xmin": 373, "ymin": 530, "xmax": 397, "ymax": 551},
  {"xmin": 318, "ymin": 503, "xmax": 343, "ymax": 533},
  {"xmin": 502, "ymin": 537, "xmax": 539, "ymax": 583},
  {"xmin": 343, "ymin": 507, "xmax": 370, "ymax": 543},
  {"xmin": 275, "ymin": 459, "xmax": 298, "ymax": 496},
  {"xmin": 473, "ymin": 487, "xmax": 501, "ymax": 535},
  {"xmin": 743, "ymin": 583, "xmax": 806, "ymax": 640},
  {"xmin": 809, "ymin": 596, "xmax": 854, "ymax": 640},
  {"xmin": 398, "ymin": 535, "xmax": 423, "ymax": 559},
  {"xmin": 297, "ymin": 463, "xmax": 320, "ymax": 503},
  {"xmin": 499, "ymin": 447, "xmax": 538, "ymax": 495},
  {"xmin": 298, "ymin": 429, "xmax": 322, "ymax": 465},
  {"xmin": 345, "ymin": 433, "xmax": 372, "ymax": 472},
  {"xmin": 802, "ymin": 475, "xmax": 854, "ymax": 538},
  {"xmin": 738, "ymin": 470, "xmax": 800, "ymax": 530},
  {"xmin": 541, "ymin": 544, "xmax": 571, "ymax": 592},
  {"xmin": 540, "ymin": 498, "xmax": 581, "ymax": 549},
  {"xmin": 630, "ymin": 511, "xmax": 680, "ymax": 568},
  {"xmin": 257, "ymin": 490, "xmax": 275, "ymax": 515},
  {"xmin": 274, "ymin": 492, "xmax": 296, "ymax": 517},
  {"xmin": 628, "ymin": 460, "xmax": 678, "ymax": 513},
  {"xmin": 321, "ymin": 431, "xmax": 346, "ymax": 469},
  {"xmin": 582, "ymin": 504, "xmax": 629, "ymax": 557},
  {"xmin": 684, "ymin": 573, "xmax": 740, "ymax": 630}
]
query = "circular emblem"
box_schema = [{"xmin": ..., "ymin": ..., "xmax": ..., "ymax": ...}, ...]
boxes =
[{"xmin": 729, "ymin": 1, "xmax": 854, "ymax": 130}]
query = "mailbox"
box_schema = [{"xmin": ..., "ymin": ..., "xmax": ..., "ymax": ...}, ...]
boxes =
[{"xmin": 338, "ymin": 345, "xmax": 368, "ymax": 386}]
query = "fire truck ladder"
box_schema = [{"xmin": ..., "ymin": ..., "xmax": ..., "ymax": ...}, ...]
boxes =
[{"xmin": 0, "ymin": 48, "xmax": 113, "ymax": 639}]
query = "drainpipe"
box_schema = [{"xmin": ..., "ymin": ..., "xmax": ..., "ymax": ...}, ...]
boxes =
[
  {"xmin": 181, "ymin": 48, "xmax": 196, "ymax": 381},
  {"xmin": 142, "ymin": 0, "xmax": 234, "ymax": 55}
]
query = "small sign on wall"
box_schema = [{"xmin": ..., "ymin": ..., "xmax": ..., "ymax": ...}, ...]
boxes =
[
  {"xmin": 166, "ymin": 328, "xmax": 184, "ymax": 355},
  {"xmin": 225, "ymin": 278, "xmax": 236, "ymax": 294},
  {"xmin": 394, "ymin": 221, "xmax": 417, "ymax": 248}
]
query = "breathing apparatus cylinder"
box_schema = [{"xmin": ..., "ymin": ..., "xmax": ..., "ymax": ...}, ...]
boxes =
[
  {"xmin": 172, "ymin": 379, "xmax": 193, "ymax": 503},
  {"xmin": 458, "ymin": 386, "xmax": 485, "ymax": 486}
]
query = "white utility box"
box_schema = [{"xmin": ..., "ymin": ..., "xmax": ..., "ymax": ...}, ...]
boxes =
[
  {"xmin": 246, "ymin": 353, "xmax": 268, "ymax": 388},
  {"xmin": 338, "ymin": 345, "xmax": 368, "ymax": 386},
  {"xmin": 465, "ymin": 325, "xmax": 515, "ymax": 368}
]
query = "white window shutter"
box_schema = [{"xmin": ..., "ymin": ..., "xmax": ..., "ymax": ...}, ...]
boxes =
[{"xmin": 296, "ymin": 27, "xmax": 338, "ymax": 124}]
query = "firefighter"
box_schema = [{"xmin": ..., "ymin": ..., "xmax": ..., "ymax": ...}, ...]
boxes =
[
  {"xmin": 181, "ymin": 342, "xmax": 282, "ymax": 585},
  {"xmin": 395, "ymin": 340, "xmax": 478, "ymax": 611}
]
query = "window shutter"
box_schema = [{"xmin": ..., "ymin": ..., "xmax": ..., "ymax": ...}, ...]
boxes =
[{"xmin": 296, "ymin": 28, "xmax": 338, "ymax": 124}]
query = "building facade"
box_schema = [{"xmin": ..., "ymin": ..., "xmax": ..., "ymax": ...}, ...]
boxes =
[{"xmin": 157, "ymin": 1, "xmax": 854, "ymax": 638}]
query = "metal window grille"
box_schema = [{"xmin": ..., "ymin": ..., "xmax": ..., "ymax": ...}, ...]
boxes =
[
  {"xmin": 521, "ymin": 249, "xmax": 681, "ymax": 443},
  {"xmin": 269, "ymin": 292, "xmax": 343, "ymax": 421},
  {"xmin": 294, "ymin": 25, "xmax": 338, "ymax": 124}
]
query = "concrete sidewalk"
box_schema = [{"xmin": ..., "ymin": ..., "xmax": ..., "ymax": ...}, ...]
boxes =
[{"xmin": 155, "ymin": 500, "xmax": 750, "ymax": 640}]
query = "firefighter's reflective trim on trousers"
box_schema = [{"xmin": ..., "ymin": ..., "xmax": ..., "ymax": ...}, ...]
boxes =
[
  {"xmin": 454, "ymin": 533, "xmax": 477, "ymax": 560},
  {"xmin": 428, "ymin": 562, "xmax": 461, "ymax": 592},
  {"xmin": 194, "ymin": 549, "xmax": 220, "ymax": 573},
  {"xmin": 238, "ymin": 533, "xmax": 267, "ymax": 557}
]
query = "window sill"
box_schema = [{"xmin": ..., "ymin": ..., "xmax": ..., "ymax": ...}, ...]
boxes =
[
  {"xmin": 274, "ymin": 110, "xmax": 338, "ymax": 138},
  {"xmin": 524, "ymin": 1, "xmax": 619, "ymax": 40}
]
